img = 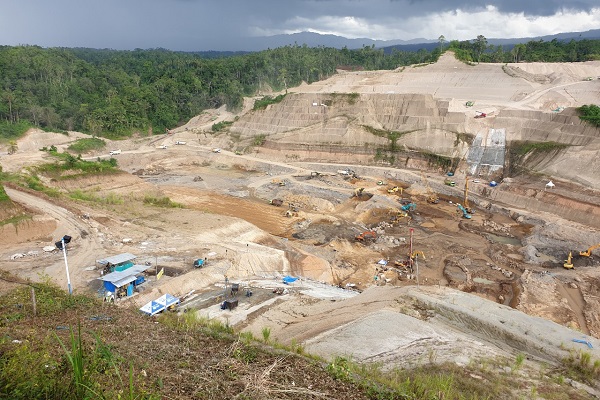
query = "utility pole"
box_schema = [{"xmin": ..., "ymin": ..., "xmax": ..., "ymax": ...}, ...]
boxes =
[{"xmin": 55, "ymin": 235, "xmax": 72, "ymax": 294}]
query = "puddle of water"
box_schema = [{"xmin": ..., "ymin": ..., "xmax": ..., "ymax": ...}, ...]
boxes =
[
  {"xmin": 473, "ymin": 277, "xmax": 495, "ymax": 285},
  {"xmin": 486, "ymin": 233, "xmax": 521, "ymax": 246}
]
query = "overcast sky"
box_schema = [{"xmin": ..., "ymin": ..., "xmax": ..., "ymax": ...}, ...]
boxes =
[{"xmin": 1, "ymin": 0, "xmax": 599, "ymax": 51}]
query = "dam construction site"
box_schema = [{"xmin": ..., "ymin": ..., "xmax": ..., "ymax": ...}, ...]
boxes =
[{"xmin": 2, "ymin": 52, "xmax": 600, "ymax": 398}]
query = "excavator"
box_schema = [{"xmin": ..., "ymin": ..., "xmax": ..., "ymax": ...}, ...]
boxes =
[
  {"xmin": 580, "ymin": 244, "xmax": 600, "ymax": 257},
  {"xmin": 352, "ymin": 187, "xmax": 365, "ymax": 198},
  {"xmin": 457, "ymin": 204, "xmax": 472, "ymax": 219},
  {"xmin": 420, "ymin": 172, "xmax": 439, "ymax": 204},
  {"xmin": 401, "ymin": 202, "xmax": 416, "ymax": 212},
  {"xmin": 355, "ymin": 231, "xmax": 377, "ymax": 242},
  {"xmin": 387, "ymin": 186, "xmax": 403, "ymax": 195},
  {"xmin": 563, "ymin": 252, "xmax": 574, "ymax": 269}
]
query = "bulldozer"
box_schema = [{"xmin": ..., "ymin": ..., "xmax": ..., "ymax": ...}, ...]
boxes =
[{"xmin": 580, "ymin": 244, "xmax": 600, "ymax": 257}]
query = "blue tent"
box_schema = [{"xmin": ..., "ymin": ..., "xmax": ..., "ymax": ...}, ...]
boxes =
[{"xmin": 282, "ymin": 276, "xmax": 298, "ymax": 284}]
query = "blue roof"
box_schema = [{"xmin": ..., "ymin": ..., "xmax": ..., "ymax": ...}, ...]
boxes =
[
  {"xmin": 98, "ymin": 253, "xmax": 137, "ymax": 265},
  {"xmin": 98, "ymin": 264, "xmax": 151, "ymax": 286}
]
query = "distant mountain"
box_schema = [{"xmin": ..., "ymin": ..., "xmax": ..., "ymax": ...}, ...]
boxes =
[
  {"xmin": 236, "ymin": 29, "xmax": 600, "ymax": 54},
  {"xmin": 240, "ymin": 31, "xmax": 435, "ymax": 51}
]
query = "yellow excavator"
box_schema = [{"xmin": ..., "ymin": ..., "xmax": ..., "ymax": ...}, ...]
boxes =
[
  {"xmin": 563, "ymin": 252, "xmax": 574, "ymax": 269},
  {"xmin": 420, "ymin": 172, "xmax": 439, "ymax": 204},
  {"xmin": 411, "ymin": 251, "xmax": 426, "ymax": 261},
  {"xmin": 580, "ymin": 244, "xmax": 600, "ymax": 257}
]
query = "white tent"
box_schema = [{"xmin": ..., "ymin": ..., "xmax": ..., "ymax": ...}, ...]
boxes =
[
  {"xmin": 545, "ymin": 181, "xmax": 555, "ymax": 189},
  {"xmin": 139, "ymin": 293, "xmax": 179, "ymax": 316}
]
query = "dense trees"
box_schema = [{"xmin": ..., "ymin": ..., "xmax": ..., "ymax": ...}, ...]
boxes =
[
  {"xmin": 449, "ymin": 37, "xmax": 600, "ymax": 64},
  {"xmin": 0, "ymin": 45, "xmax": 435, "ymax": 138},
  {"xmin": 1, "ymin": 37, "xmax": 599, "ymax": 139}
]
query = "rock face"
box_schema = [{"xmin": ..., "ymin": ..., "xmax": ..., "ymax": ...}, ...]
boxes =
[{"xmin": 229, "ymin": 53, "xmax": 600, "ymax": 189}]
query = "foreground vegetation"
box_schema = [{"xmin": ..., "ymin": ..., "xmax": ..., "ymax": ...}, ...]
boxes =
[{"xmin": 0, "ymin": 279, "xmax": 595, "ymax": 399}]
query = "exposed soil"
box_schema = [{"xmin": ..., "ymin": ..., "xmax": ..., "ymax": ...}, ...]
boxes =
[{"xmin": 1, "ymin": 54, "xmax": 600, "ymax": 397}]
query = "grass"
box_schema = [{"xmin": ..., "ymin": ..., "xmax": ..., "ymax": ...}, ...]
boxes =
[
  {"xmin": 0, "ymin": 279, "xmax": 592, "ymax": 400},
  {"xmin": 69, "ymin": 189, "xmax": 124, "ymax": 205},
  {"xmin": 212, "ymin": 120, "xmax": 234, "ymax": 132},
  {"xmin": 35, "ymin": 151, "xmax": 119, "ymax": 180},
  {"xmin": 142, "ymin": 195, "xmax": 183, "ymax": 208},
  {"xmin": 253, "ymin": 94, "xmax": 286, "ymax": 111},
  {"xmin": 0, "ymin": 213, "xmax": 32, "ymax": 227},
  {"xmin": 511, "ymin": 141, "xmax": 570, "ymax": 156},
  {"xmin": 66, "ymin": 138, "xmax": 106, "ymax": 154}
]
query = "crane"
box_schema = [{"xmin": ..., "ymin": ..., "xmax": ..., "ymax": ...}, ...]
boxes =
[
  {"xmin": 580, "ymin": 244, "xmax": 600, "ymax": 257},
  {"xmin": 464, "ymin": 176, "xmax": 473, "ymax": 214}
]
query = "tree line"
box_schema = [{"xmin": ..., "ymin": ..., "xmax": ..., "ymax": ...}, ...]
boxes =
[
  {"xmin": 0, "ymin": 44, "xmax": 434, "ymax": 138},
  {"xmin": 1, "ymin": 37, "xmax": 599, "ymax": 139},
  {"xmin": 447, "ymin": 37, "xmax": 600, "ymax": 64}
]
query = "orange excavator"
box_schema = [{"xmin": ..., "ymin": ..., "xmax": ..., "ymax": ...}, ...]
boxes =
[
  {"xmin": 580, "ymin": 244, "xmax": 600, "ymax": 257},
  {"xmin": 355, "ymin": 231, "xmax": 377, "ymax": 242}
]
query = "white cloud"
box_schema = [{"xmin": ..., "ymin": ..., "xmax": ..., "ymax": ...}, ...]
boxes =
[{"xmin": 250, "ymin": 6, "xmax": 600, "ymax": 41}]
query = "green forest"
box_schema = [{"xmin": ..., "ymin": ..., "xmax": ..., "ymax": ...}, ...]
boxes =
[{"xmin": 1, "ymin": 37, "xmax": 600, "ymax": 139}]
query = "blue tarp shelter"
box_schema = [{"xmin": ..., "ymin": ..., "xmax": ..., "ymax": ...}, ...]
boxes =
[
  {"xmin": 98, "ymin": 264, "xmax": 150, "ymax": 296},
  {"xmin": 282, "ymin": 276, "xmax": 298, "ymax": 284},
  {"xmin": 97, "ymin": 253, "xmax": 137, "ymax": 273},
  {"xmin": 140, "ymin": 294, "xmax": 180, "ymax": 316}
]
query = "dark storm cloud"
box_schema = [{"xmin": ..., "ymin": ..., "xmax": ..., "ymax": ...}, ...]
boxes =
[{"xmin": 0, "ymin": 0, "xmax": 598, "ymax": 51}]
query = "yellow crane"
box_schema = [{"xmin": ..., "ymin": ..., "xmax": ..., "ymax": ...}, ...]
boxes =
[
  {"xmin": 464, "ymin": 176, "xmax": 473, "ymax": 214},
  {"xmin": 580, "ymin": 244, "xmax": 600, "ymax": 257}
]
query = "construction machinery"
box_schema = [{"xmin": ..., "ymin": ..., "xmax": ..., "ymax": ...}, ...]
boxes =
[
  {"xmin": 401, "ymin": 202, "xmax": 416, "ymax": 212},
  {"xmin": 444, "ymin": 178, "xmax": 456, "ymax": 187},
  {"xmin": 352, "ymin": 187, "xmax": 365, "ymax": 198},
  {"xmin": 563, "ymin": 252, "xmax": 574, "ymax": 269},
  {"xmin": 580, "ymin": 244, "xmax": 600, "ymax": 257},
  {"xmin": 387, "ymin": 186, "xmax": 402, "ymax": 195},
  {"xmin": 457, "ymin": 204, "xmax": 472, "ymax": 219},
  {"xmin": 420, "ymin": 172, "xmax": 439, "ymax": 204},
  {"xmin": 410, "ymin": 251, "xmax": 426, "ymax": 261},
  {"xmin": 355, "ymin": 231, "xmax": 377, "ymax": 242},
  {"xmin": 463, "ymin": 176, "xmax": 474, "ymax": 214},
  {"xmin": 272, "ymin": 179, "xmax": 286, "ymax": 186},
  {"xmin": 270, "ymin": 199, "xmax": 284, "ymax": 207}
]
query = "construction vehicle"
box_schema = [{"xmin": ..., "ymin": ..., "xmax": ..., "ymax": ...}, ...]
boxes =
[
  {"xmin": 563, "ymin": 252, "xmax": 574, "ymax": 269},
  {"xmin": 272, "ymin": 179, "xmax": 286, "ymax": 186},
  {"xmin": 463, "ymin": 176, "xmax": 474, "ymax": 214},
  {"xmin": 355, "ymin": 231, "xmax": 377, "ymax": 242},
  {"xmin": 193, "ymin": 258, "xmax": 207, "ymax": 268},
  {"xmin": 352, "ymin": 188, "xmax": 365, "ymax": 198},
  {"xmin": 580, "ymin": 244, "xmax": 600, "ymax": 257},
  {"xmin": 457, "ymin": 204, "xmax": 472, "ymax": 219},
  {"xmin": 387, "ymin": 186, "xmax": 402, "ymax": 194},
  {"xmin": 420, "ymin": 172, "xmax": 439, "ymax": 204},
  {"xmin": 401, "ymin": 202, "xmax": 416, "ymax": 212},
  {"xmin": 410, "ymin": 251, "xmax": 426, "ymax": 261},
  {"xmin": 270, "ymin": 199, "xmax": 283, "ymax": 207},
  {"xmin": 474, "ymin": 111, "xmax": 487, "ymax": 119},
  {"xmin": 444, "ymin": 178, "xmax": 456, "ymax": 187}
]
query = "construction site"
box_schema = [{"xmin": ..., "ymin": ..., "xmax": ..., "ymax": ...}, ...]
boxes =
[{"xmin": 2, "ymin": 52, "xmax": 600, "ymax": 395}]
